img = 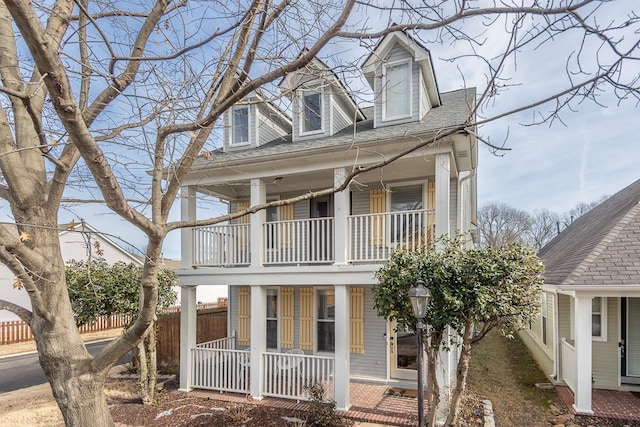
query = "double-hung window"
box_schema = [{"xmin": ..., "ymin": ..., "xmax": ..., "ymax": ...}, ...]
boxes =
[
  {"xmin": 231, "ymin": 106, "xmax": 249, "ymax": 145},
  {"xmin": 541, "ymin": 294, "xmax": 548, "ymax": 345},
  {"xmin": 383, "ymin": 60, "xmax": 411, "ymax": 120},
  {"xmin": 266, "ymin": 289, "xmax": 278, "ymax": 349},
  {"xmin": 301, "ymin": 90, "xmax": 322, "ymax": 134},
  {"xmin": 316, "ymin": 289, "xmax": 335, "ymax": 352},
  {"xmin": 390, "ymin": 184, "xmax": 423, "ymax": 244},
  {"xmin": 592, "ymin": 297, "xmax": 607, "ymax": 341}
]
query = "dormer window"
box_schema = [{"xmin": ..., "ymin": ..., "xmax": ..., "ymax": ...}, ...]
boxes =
[
  {"xmin": 231, "ymin": 106, "xmax": 249, "ymax": 145},
  {"xmin": 382, "ymin": 60, "xmax": 411, "ymax": 121},
  {"xmin": 301, "ymin": 90, "xmax": 322, "ymax": 134}
]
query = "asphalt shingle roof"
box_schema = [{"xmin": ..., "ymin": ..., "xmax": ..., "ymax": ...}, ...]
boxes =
[
  {"xmin": 192, "ymin": 87, "xmax": 475, "ymax": 169},
  {"xmin": 539, "ymin": 178, "xmax": 640, "ymax": 286}
]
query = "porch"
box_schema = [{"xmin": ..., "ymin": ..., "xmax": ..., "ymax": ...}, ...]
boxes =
[
  {"xmin": 190, "ymin": 209, "xmax": 435, "ymax": 267},
  {"xmin": 557, "ymin": 385, "xmax": 640, "ymax": 422}
]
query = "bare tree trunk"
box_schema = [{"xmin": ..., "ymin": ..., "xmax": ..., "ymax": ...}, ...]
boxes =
[
  {"xmin": 33, "ymin": 315, "xmax": 114, "ymax": 427},
  {"xmin": 444, "ymin": 316, "xmax": 475, "ymax": 426},
  {"xmin": 426, "ymin": 329, "xmax": 442, "ymax": 427},
  {"xmin": 137, "ymin": 320, "xmax": 158, "ymax": 405}
]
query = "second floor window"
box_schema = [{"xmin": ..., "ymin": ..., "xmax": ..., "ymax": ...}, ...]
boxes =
[
  {"xmin": 383, "ymin": 61, "xmax": 411, "ymax": 120},
  {"xmin": 232, "ymin": 106, "xmax": 249, "ymax": 145},
  {"xmin": 301, "ymin": 91, "xmax": 322, "ymax": 134}
]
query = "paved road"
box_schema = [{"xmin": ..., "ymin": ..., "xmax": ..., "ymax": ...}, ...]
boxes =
[{"xmin": 0, "ymin": 340, "xmax": 130, "ymax": 393}]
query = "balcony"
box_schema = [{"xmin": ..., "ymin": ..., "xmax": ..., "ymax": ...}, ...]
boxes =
[{"xmin": 191, "ymin": 209, "xmax": 435, "ymax": 267}]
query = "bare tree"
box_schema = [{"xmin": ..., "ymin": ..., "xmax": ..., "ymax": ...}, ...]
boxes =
[
  {"xmin": 561, "ymin": 195, "xmax": 609, "ymax": 227},
  {"xmin": 528, "ymin": 209, "xmax": 561, "ymax": 251},
  {"xmin": 0, "ymin": 1, "xmax": 637, "ymax": 425},
  {"xmin": 477, "ymin": 202, "xmax": 532, "ymax": 248}
]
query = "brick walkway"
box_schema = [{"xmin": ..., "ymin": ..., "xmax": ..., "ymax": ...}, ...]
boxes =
[
  {"xmin": 188, "ymin": 381, "xmax": 420, "ymax": 426},
  {"xmin": 557, "ymin": 386, "xmax": 640, "ymax": 421}
]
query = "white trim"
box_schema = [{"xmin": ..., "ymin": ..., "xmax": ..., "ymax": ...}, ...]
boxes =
[
  {"xmin": 299, "ymin": 89, "xmax": 324, "ymax": 136},
  {"xmin": 381, "ymin": 59, "xmax": 412, "ymax": 122}
]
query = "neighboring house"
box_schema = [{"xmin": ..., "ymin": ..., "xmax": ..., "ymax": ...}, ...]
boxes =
[
  {"xmin": 175, "ymin": 30, "xmax": 478, "ymax": 410},
  {"xmin": 520, "ymin": 178, "xmax": 640, "ymax": 414},
  {"xmin": 0, "ymin": 221, "xmax": 142, "ymax": 322}
]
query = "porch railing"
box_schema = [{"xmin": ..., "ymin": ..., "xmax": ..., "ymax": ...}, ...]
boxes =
[
  {"xmin": 262, "ymin": 352, "xmax": 334, "ymax": 400},
  {"xmin": 196, "ymin": 334, "xmax": 236, "ymax": 350},
  {"xmin": 264, "ymin": 218, "xmax": 334, "ymax": 264},
  {"xmin": 561, "ymin": 338, "xmax": 576, "ymax": 392},
  {"xmin": 348, "ymin": 209, "xmax": 434, "ymax": 262},
  {"xmin": 192, "ymin": 224, "xmax": 250, "ymax": 266},
  {"xmin": 191, "ymin": 346, "xmax": 250, "ymax": 393}
]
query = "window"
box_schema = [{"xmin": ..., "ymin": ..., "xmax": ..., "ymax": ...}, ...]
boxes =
[
  {"xmin": 383, "ymin": 61, "xmax": 411, "ymax": 120},
  {"xmin": 231, "ymin": 106, "xmax": 249, "ymax": 145},
  {"xmin": 390, "ymin": 184, "xmax": 423, "ymax": 243},
  {"xmin": 592, "ymin": 297, "xmax": 607, "ymax": 341},
  {"xmin": 301, "ymin": 91, "xmax": 322, "ymax": 134},
  {"xmin": 266, "ymin": 206, "xmax": 278, "ymax": 249},
  {"xmin": 266, "ymin": 289, "xmax": 278, "ymax": 349},
  {"xmin": 316, "ymin": 289, "xmax": 335, "ymax": 352}
]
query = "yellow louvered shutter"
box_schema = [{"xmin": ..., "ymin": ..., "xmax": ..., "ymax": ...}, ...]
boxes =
[
  {"xmin": 279, "ymin": 204, "xmax": 294, "ymax": 249},
  {"xmin": 299, "ymin": 287, "xmax": 314, "ymax": 350},
  {"xmin": 237, "ymin": 286, "xmax": 250, "ymax": 346},
  {"xmin": 280, "ymin": 287, "xmax": 295, "ymax": 349},
  {"xmin": 236, "ymin": 201, "xmax": 249, "ymax": 249},
  {"xmin": 427, "ymin": 182, "xmax": 436, "ymax": 244},
  {"xmin": 350, "ymin": 287, "xmax": 365, "ymax": 354},
  {"xmin": 369, "ymin": 188, "xmax": 386, "ymax": 245}
]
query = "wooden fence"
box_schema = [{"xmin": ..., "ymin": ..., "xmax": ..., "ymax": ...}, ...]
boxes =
[
  {"xmin": 157, "ymin": 306, "xmax": 228, "ymax": 367},
  {"xmin": 0, "ymin": 313, "xmax": 130, "ymax": 345}
]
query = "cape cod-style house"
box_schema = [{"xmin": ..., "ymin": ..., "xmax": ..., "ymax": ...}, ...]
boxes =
[
  {"xmin": 175, "ymin": 31, "xmax": 478, "ymax": 410},
  {"xmin": 520, "ymin": 178, "xmax": 640, "ymax": 415}
]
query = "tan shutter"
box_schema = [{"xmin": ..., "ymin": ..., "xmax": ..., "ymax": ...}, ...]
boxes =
[
  {"xmin": 237, "ymin": 286, "xmax": 250, "ymax": 346},
  {"xmin": 281, "ymin": 287, "xmax": 295, "ymax": 349},
  {"xmin": 369, "ymin": 188, "xmax": 386, "ymax": 245},
  {"xmin": 279, "ymin": 204, "xmax": 294, "ymax": 249},
  {"xmin": 350, "ymin": 287, "xmax": 365, "ymax": 354},
  {"xmin": 427, "ymin": 182, "xmax": 435, "ymax": 244},
  {"xmin": 235, "ymin": 201, "xmax": 250, "ymax": 250},
  {"xmin": 299, "ymin": 287, "xmax": 314, "ymax": 350}
]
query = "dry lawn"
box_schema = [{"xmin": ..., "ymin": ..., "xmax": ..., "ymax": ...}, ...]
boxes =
[{"xmin": 467, "ymin": 329, "xmax": 563, "ymax": 426}]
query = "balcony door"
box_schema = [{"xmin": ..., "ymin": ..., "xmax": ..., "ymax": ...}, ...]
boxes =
[{"xmin": 309, "ymin": 196, "xmax": 333, "ymax": 261}]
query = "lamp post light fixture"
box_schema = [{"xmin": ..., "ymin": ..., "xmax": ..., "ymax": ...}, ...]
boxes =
[{"xmin": 409, "ymin": 279, "xmax": 431, "ymax": 427}]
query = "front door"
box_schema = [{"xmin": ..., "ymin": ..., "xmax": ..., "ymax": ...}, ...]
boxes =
[
  {"xmin": 621, "ymin": 298, "xmax": 640, "ymax": 384},
  {"xmin": 389, "ymin": 321, "xmax": 419, "ymax": 381}
]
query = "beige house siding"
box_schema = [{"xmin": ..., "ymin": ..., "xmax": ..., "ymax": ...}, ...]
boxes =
[
  {"xmin": 592, "ymin": 297, "xmax": 619, "ymax": 388},
  {"xmin": 557, "ymin": 293, "xmax": 572, "ymax": 383},
  {"xmin": 520, "ymin": 291, "xmax": 555, "ymax": 380}
]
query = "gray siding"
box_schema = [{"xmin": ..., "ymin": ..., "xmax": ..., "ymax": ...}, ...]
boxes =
[
  {"xmin": 257, "ymin": 110, "xmax": 282, "ymax": 147},
  {"xmin": 350, "ymin": 286, "xmax": 388, "ymax": 379},
  {"xmin": 331, "ymin": 96, "xmax": 352, "ymax": 134}
]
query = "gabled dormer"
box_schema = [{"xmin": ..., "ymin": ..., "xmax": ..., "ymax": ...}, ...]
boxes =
[
  {"xmin": 223, "ymin": 92, "xmax": 291, "ymax": 152},
  {"xmin": 362, "ymin": 31, "xmax": 441, "ymax": 128},
  {"xmin": 279, "ymin": 55, "xmax": 365, "ymax": 142}
]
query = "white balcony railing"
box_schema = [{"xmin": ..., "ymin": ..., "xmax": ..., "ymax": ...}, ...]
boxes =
[
  {"xmin": 262, "ymin": 352, "xmax": 334, "ymax": 400},
  {"xmin": 192, "ymin": 224, "xmax": 250, "ymax": 266},
  {"xmin": 191, "ymin": 346, "xmax": 250, "ymax": 393},
  {"xmin": 348, "ymin": 209, "xmax": 434, "ymax": 262},
  {"xmin": 190, "ymin": 209, "xmax": 434, "ymax": 267},
  {"xmin": 264, "ymin": 218, "xmax": 333, "ymax": 264},
  {"xmin": 561, "ymin": 338, "xmax": 576, "ymax": 392}
]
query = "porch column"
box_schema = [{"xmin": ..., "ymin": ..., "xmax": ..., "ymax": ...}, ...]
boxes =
[
  {"xmin": 334, "ymin": 284, "xmax": 350, "ymax": 410},
  {"xmin": 333, "ymin": 168, "xmax": 350, "ymax": 265},
  {"xmin": 573, "ymin": 296, "xmax": 593, "ymax": 414},
  {"xmin": 180, "ymin": 186, "xmax": 196, "ymax": 268},
  {"xmin": 179, "ymin": 285, "xmax": 197, "ymax": 391},
  {"xmin": 250, "ymin": 285, "xmax": 267, "ymax": 399},
  {"xmin": 250, "ymin": 178, "xmax": 266, "ymax": 267},
  {"xmin": 434, "ymin": 152, "xmax": 451, "ymax": 242}
]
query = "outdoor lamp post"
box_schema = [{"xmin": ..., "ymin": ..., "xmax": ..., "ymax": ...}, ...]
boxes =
[{"xmin": 409, "ymin": 278, "xmax": 430, "ymax": 427}]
